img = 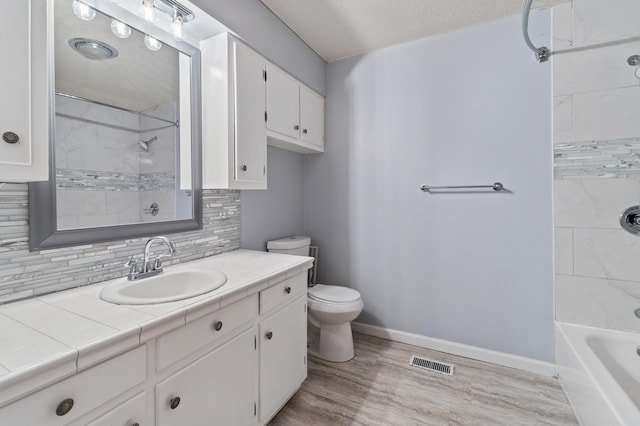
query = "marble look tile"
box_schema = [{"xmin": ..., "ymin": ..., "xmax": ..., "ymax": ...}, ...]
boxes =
[
  {"xmin": 574, "ymin": 86, "xmax": 640, "ymax": 142},
  {"xmin": 56, "ymin": 189, "xmax": 107, "ymax": 217},
  {"xmin": 555, "ymin": 227, "xmax": 573, "ymax": 275},
  {"xmin": 270, "ymin": 333, "xmax": 577, "ymax": 425},
  {"xmin": 554, "ymin": 41, "xmax": 640, "ymax": 97},
  {"xmin": 0, "ymin": 313, "xmax": 75, "ymax": 371},
  {"xmin": 0, "ymin": 299, "xmax": 118, "ymax": 348},
  {"xmin": 573, "ymin": 0, "xmax": 640, "ymax": 47},
  {"xmin": 573, "ymin": 228, "xmax": 640, "ymax": 281},
  {"xmin": 553, "ymin": 95, "xmax": 572, "ymax": 144},
  {"xmin": 554, "ymin": 179, "xmax": 639, "ymax": 229},
  {"xmin": 552, "ymin": 2, "xmax": 572, "ymax": 50},
  {"xmin": 556, "ymin": 274, "xmax": 640, "ymax": 333}
]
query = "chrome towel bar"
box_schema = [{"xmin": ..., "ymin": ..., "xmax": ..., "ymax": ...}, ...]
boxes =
[{"xmin": 420, "ymin": 182, "xmax": 504, "ymax": 192}]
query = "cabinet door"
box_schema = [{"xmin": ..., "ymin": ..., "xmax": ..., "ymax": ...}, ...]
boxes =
[
  {"xmin": 0, "ymin": 0, "xmax": 48, "ymax": 181},
  {"xmin": 265, "ymin": 64, "xmax": 300, "ymax": 139},
  {"xmin": 85, "ymin": 391, "xmax": 146, "ymax": 426},
  {"xmin": 234, "ymin": 41, "xmax": 266, "ymax": 185},
  {"xmin": 156, "ymin": 327, "xmax": 257, "ymax": 426},
  {"xmin": 299, "ymin": 86, "xmax": 325, "ymax": 148},
  {"xmin": 259, "ymin": 296, "xmax": 307, "ymax": 423}
]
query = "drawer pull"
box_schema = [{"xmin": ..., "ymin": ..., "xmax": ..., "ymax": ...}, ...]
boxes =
[
  {"xmin": 169, "ymin": 396, "xmax": 181, "ymax": 410},
  {"xmin": 266, "ymin": 331, "xmax": 273, "ymax": 340},
  {"xmin": 294, "ymin": 125, "xmax": 300, "ymax": 130},
  {"xmin": 303, "ymin": 129, "xmax": 308, "ymax": 134},
  {"xmin": 2, "ymin": 131, "xmax": 19, "ymax": 144},
  {"xmin": 130, "ymin": 423, "xmax": 140, "ymax": 426},
  {"xmin": 284, "ymin": 286, "xmax": 291, "ymax": 294},
  {"xmin": 55, "ymin": 398, "xmax": 74, "ymax": 416},
  {"xmin": 213, "ymin": 321, "xmax": 223, "ymax": 331}
]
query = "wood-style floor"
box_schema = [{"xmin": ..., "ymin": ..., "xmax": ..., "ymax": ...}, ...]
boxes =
[{"xmin": 270, "ymin": 333, "xmax": 577, "ymax": 426}]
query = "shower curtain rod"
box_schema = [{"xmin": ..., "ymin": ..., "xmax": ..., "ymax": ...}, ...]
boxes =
[
  {"xmin": 522, "ymin": 0, "xmax": 550, "ymax": 63},
  {"xmin": 55, "ymin": 92, "xmax": 179, "ymax": 126}
]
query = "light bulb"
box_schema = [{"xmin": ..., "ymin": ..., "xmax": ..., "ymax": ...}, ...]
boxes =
[
  {"xmin": 110, "ymin": 19, "xmax": 131, "ymax": 39},
  {"xmin": 72, "ymin": 0, "xmax": 96, "ymax": 21},
  {"xmin": 172, "ymin": 16, "xmax": 184, "ymax": 40},
  {"xmin": 144, "ymin": 35, "xmax": 162, "ymax": 51},
  {"xmin": 140, "ymin": 0, "xmax": 155, "ymax": 22}
]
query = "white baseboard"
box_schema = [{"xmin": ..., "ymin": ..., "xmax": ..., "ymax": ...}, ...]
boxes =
[{"xmin": 351, "ymin": 322, "xmax": 557, "ymax": 377}]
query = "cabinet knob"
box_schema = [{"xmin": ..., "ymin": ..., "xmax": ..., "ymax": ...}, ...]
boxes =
[
  {"xmin": 241, "ymin": 165, "xmax": 247, "ymax": 172},
  {"xmin": 55, "ymin": 398, "xmax": 74, "ymax": 416},
  {"xmin": 169, "ymin": 396, "xmax": 181, "ymax": 410},
  {"xmin": 266, "ymin": 331, "xmax": 273, "ymax": 340},
  {"xmin": 2, "ymin": 131, "xmax": 19, "ymax": 144},
  {"xmin": 213, "ymin": 321, "xmax": 223, "ymax": 331},
  {"xmin": 294, "ymin": 125, "xmax": 300, "ymax": 130},
  {"xmin": 284, "ymin": 286, "xmax": 291, "ymax": 294},
  {"xmin": 303, "ymin": 129, "xmax": 308, "ymax": 134},
  {"xmin": 130, "ymin": 423, "xmax": 140, "ymax": 426}
]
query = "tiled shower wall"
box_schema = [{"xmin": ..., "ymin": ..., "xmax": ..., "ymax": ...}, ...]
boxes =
[
  {"xmin": 553, "ymin": 0, "xmax": 640, "ymax": 332},
  {"xmin": 0, "ymin": 184, "xmax": 240, "ymax": 304}
]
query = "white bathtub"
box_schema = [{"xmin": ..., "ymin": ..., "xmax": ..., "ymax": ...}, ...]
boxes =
[{"xmin": 556, "ymin": 322, "xmax": 640, "ymax": 425}]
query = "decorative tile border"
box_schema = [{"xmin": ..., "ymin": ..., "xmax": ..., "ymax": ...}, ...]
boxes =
[
  {"xmin": 56, "ymin": 169, "xmax": 175, "ymax": 191},
  {"xmin": 0, "ymin": 183, "xmax": 240, "ymax": 303},
  {"xmin": 554, "ymin": 137, "xmax": 640, "ymax": 179}
]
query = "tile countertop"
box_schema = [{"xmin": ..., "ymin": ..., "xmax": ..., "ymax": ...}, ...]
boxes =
[{"xmin": 0, "ymin": 249, "xmax": 313, "ymax": 407}]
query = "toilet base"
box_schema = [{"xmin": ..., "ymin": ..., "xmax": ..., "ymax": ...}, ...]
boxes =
[{"xmin": 308, "ymin": 321, "xmax": 355, "ymax": 363}]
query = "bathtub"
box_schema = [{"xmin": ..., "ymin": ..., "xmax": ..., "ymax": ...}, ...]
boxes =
[{"xmin": 556, "ymin": 322, "xmax": 640, "ymax": 425}]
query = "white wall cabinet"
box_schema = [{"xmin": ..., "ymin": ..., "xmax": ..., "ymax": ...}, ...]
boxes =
[
  {"xmin": 0, "ymin": 272, "xmax": 308, "ymax": 425},
  {"xmin": 201, "ymin": 33, "xmax": 267, "ymax": 189},
  {"xmin": 266, "ymin": 64, "xmax": 325, "ymax": 154},
  {"xmin": 0, "ymin": 0, "xmax": 49, "ymax": 182}
]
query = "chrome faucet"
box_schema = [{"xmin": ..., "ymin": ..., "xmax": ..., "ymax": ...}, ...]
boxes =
[{"xmin": 126, "ymin": 236, "xmax": 177, "ymax": 280}]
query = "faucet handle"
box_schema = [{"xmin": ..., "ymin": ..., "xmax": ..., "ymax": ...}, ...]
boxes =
[
  {"xmin": 125, "ymin": 256, "xmax": 141, "ymax": 280},
  {"xmin": 125, "ymin": 256, "xmax": 138, "ymax": 268}
]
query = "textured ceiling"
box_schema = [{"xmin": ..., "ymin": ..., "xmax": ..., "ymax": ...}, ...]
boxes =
[{"xmin": 261, "ymin": 0, "xmax": 565, "ymax": 62}]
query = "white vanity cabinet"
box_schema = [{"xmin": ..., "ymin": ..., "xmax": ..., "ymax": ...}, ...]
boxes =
[
  {"xmin": 266, "ymin": 64, "xmax": 325, "ymax": 154},
  {"xmin": 259, "ymin": 273, "xmax": 308, "ymax": 424},
  {"xmin": 156, "ymin": 327, "xmax": 258, "ymax": 426},
  {"xmin": 0, "ymin": 262, "xmax": 311, "ymax": 426},
  {"xmin": 201, "ymin": 32, "xmax": 267, "ymax": 190},
  {"xmin": 0, "ymin": 346, "xmax": 147, "ymax": 426},
  {"xmin": 0, "ymin": 0, "xmax": 49, "ymax": 182}
]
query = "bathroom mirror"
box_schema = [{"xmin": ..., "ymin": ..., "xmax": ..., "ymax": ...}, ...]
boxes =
[{"xmin": 29, "ymin": 0, "xmax": 202, "ymax": 250}]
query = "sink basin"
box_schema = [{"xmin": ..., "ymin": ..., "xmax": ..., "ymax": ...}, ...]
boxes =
[{"xmin": 100, "ymin": 268, "xmax": 227, "ymax": 305}]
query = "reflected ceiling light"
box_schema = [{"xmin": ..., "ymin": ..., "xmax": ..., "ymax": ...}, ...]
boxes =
[
  {"xmin": 144, "ymin": 35, "xmax": 162, "ymax": 51},
  {"xmin": 72, "ymin": 0, "xmax": 96, "ymax": 21},
  {"xmin": 68, "ymin": 38, "xmax": 119, "ymax": 60},
  {"xmin": 110, "ymin": 19, "xmax": 131, "ymax": 39},
  {"xmin": 140, "ymin": 0, "xmax": 194, "ymax": 36}
]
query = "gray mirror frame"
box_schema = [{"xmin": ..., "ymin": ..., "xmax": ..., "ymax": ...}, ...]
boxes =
[{"xmin": 28, "ymin": 0, "xmax": 203, "ymax": 251}]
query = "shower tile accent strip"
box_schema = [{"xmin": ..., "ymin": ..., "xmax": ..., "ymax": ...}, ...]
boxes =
[
  {"xmin": 0, "ymin": 183, "xmax": 240, "ymax": 303},
  {"xmin": 554, "ymin": 137, "xmax": 640, "ymax": 179},
  {"xmin": 56, "ymin": 169, "xmax": 176, "ymax": 191}
]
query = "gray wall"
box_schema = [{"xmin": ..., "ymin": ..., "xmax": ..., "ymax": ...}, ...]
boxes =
[
  {"xmin": 304, "ymin": 12, "xmax": 555, "ymax": 361},
  {"xmin": 241, "ymin": 147, "xmax": 305, "ymax": 251},
  {"xmin": 191, "ymin": 0, "xmax": 326, "ymax": 95}
]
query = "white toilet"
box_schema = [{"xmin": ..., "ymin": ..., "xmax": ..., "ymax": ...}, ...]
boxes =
[{"xmin": 267, "ymin": 236, "xmax": 364, "ymax": 362}]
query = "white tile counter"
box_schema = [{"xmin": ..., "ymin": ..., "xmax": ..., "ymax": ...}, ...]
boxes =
[{"xmin": 0, "ymin": 249, "xmax": 313, "ymax": 407}]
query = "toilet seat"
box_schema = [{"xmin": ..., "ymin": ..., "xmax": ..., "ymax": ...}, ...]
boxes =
[{"xmin": 308, "ymin": 284, "xmax": 361, "ymax": 304}]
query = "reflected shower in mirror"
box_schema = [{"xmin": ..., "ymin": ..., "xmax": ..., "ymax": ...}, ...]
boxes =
[{"xmin": 54, "ymin": 0, "xmax": 189, "ymax": 230}]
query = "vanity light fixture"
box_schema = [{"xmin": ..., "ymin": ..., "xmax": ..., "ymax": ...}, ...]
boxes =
[
  {"xmin": 110, "ymin": 19, "xmax": 132, "ymax": 39},
  {"xmin": 140, "ymin": 0, "xmax": 156, "ymax": 22},
  {"xmin": 144, "ymin": 34, "xmax": 162, "ymax": 51},
  {"xmin": 72, "ymin": 0, "xmax": 96, "ymax": 21},
  {"xmin": 172, "ymin": 14, "xmax": 184, "ymax": 40}
]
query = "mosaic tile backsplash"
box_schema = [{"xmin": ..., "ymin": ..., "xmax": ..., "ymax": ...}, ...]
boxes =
[
  {"xmin": 0, "ymin": 183, "xmax": 240, "ymax": 303},
  {"xmin": 554, "ymin": 137, "xmax": 640, "ymax": 179}
]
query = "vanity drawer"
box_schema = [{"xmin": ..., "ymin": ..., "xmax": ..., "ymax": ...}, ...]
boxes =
[
  {"xmin": 260, "ymin": 272, "xmax": 307, "ymax": 314},
  {"xmin": 156, "ymin": 293, "xmax": 258, "ymax": 370},
  {"xmin": 85, "ymin": 391, "xmax": 146, "ymax": 426},
  {"xmin": 0, "ymin": 345, "xmax": 146, "ymax": 426}
]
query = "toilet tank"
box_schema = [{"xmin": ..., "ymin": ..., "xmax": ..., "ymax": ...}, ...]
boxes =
[{"xmin": 266, "ymin": 236, "xmax": 311, "ymax": 256}]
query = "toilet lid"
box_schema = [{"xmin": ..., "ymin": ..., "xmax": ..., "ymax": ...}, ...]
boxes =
[{"xmin": 309, "ymin": 284, "xmax": 361, "ymax": 303}]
